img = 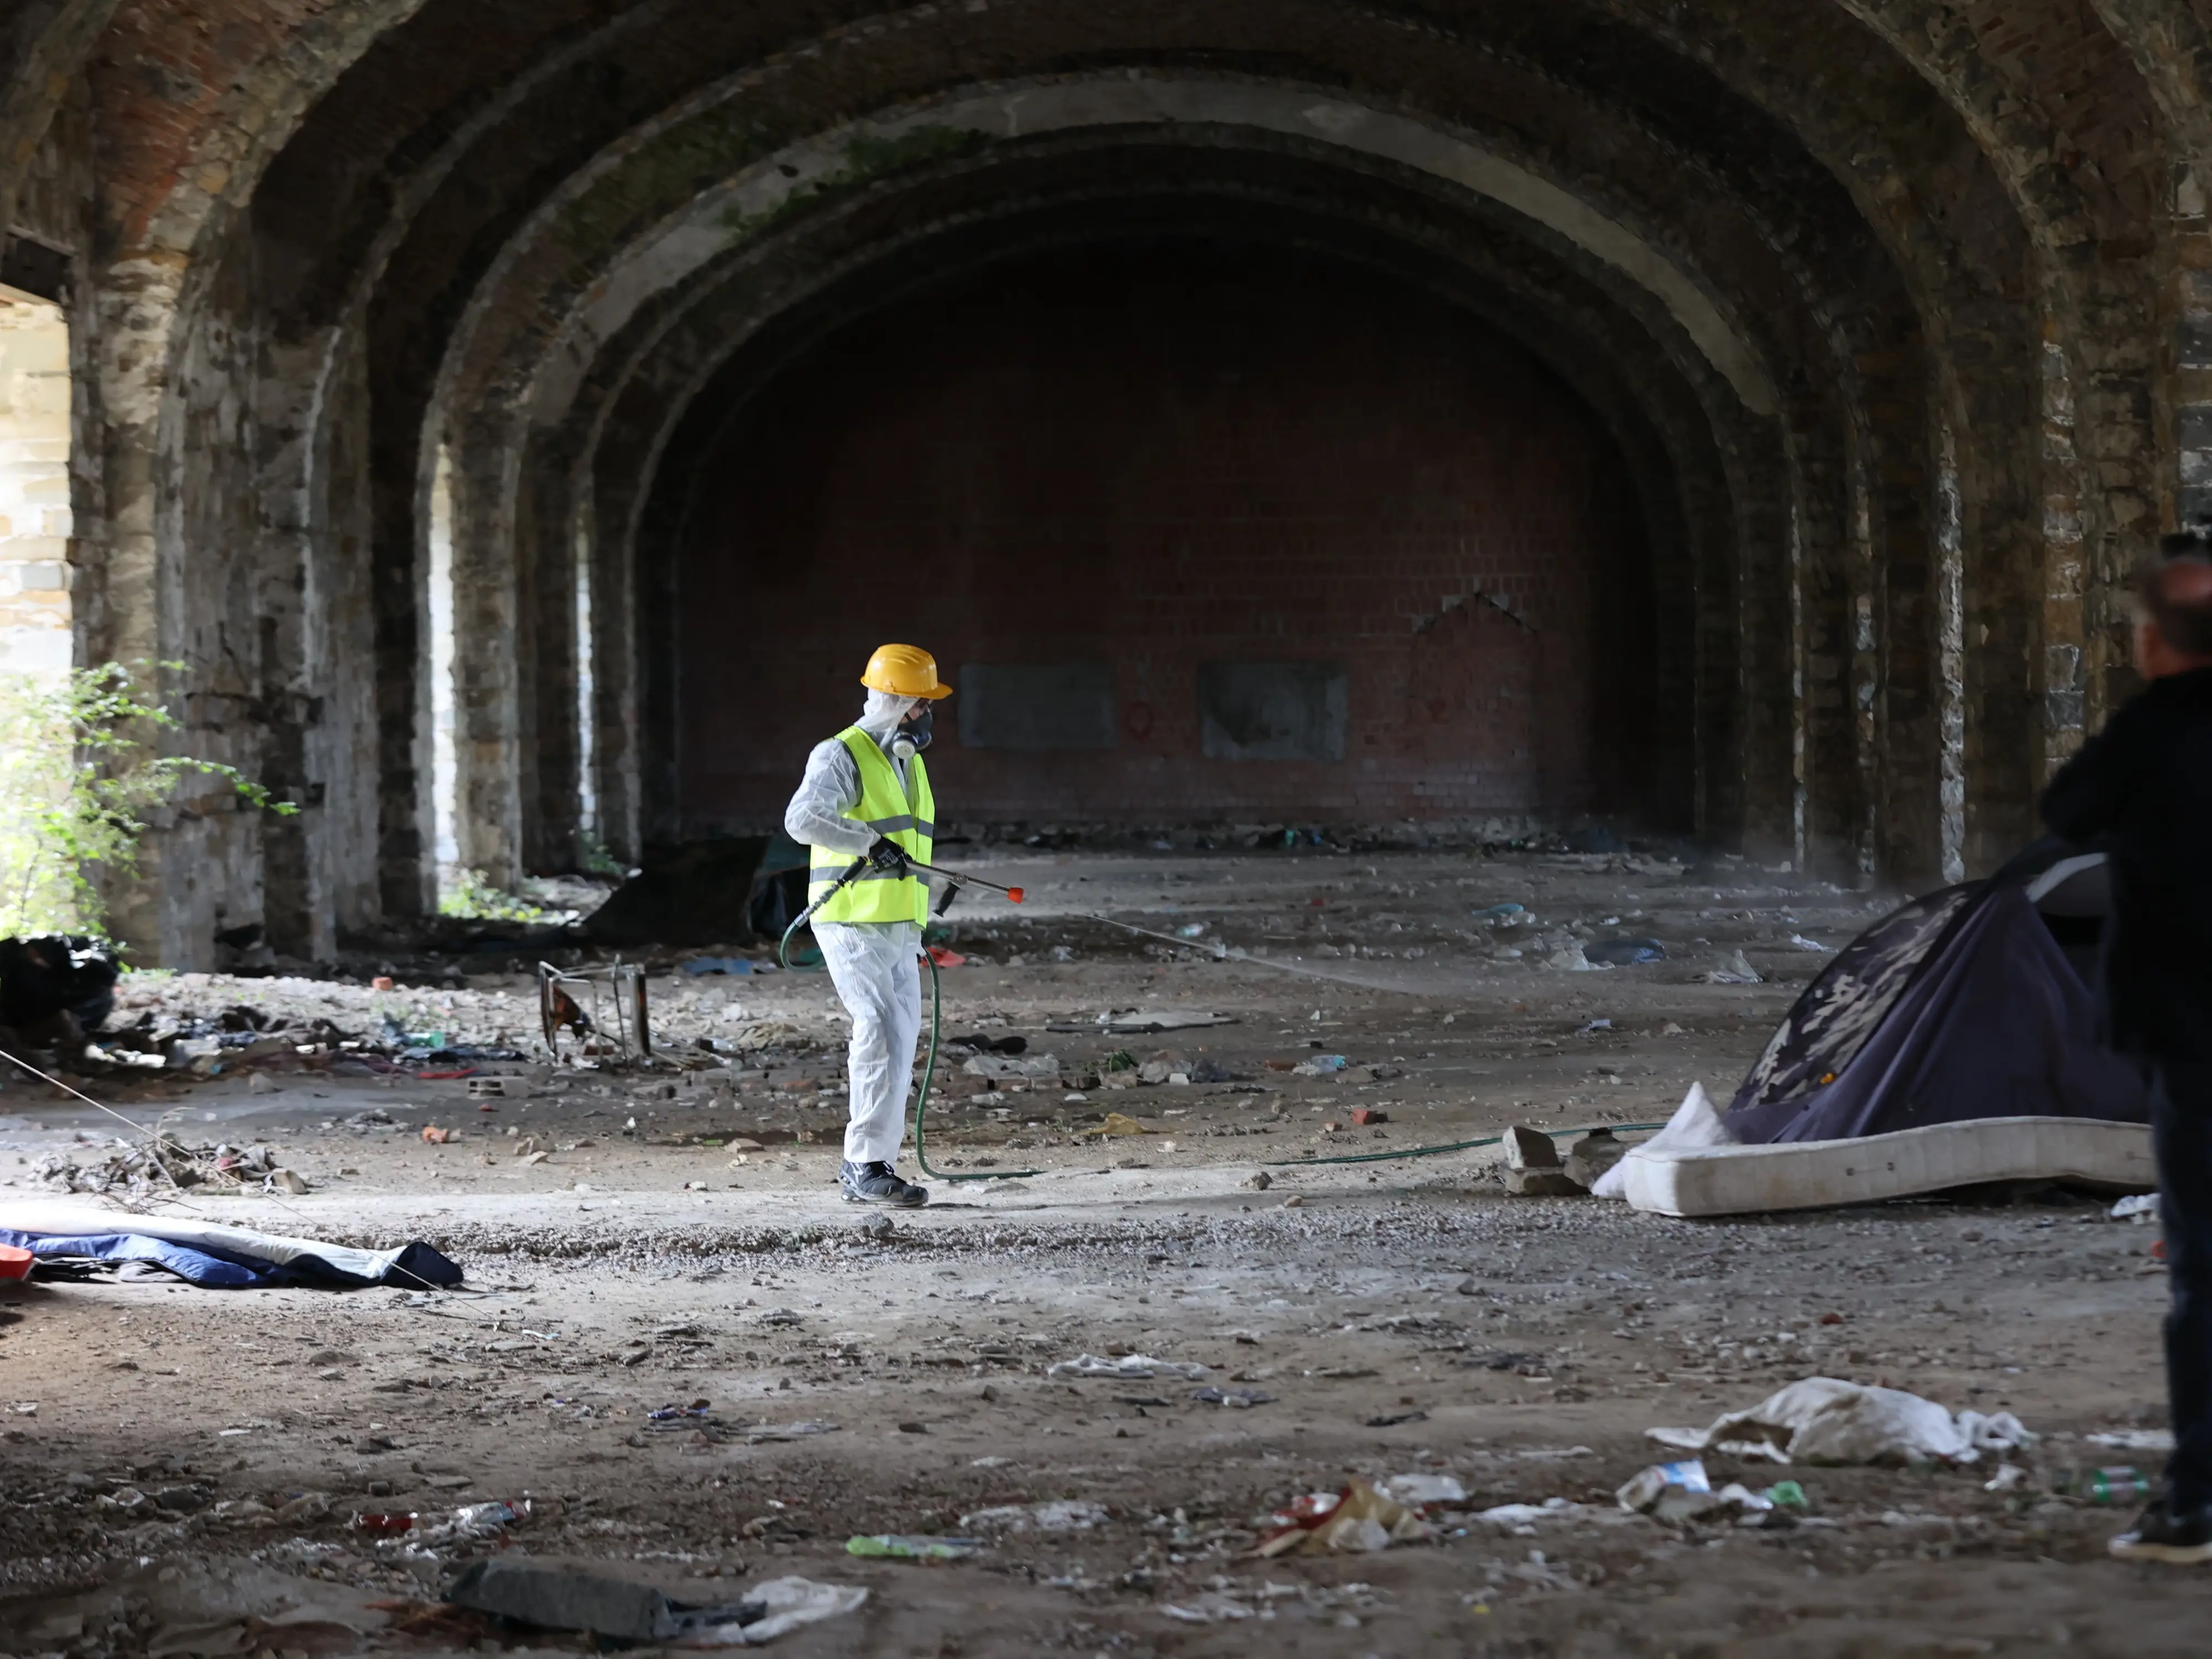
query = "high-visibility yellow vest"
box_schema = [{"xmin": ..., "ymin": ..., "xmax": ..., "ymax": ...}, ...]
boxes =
[{"xmin": 807, "ymin": 726, "xmax": 934, "ymax": 925}]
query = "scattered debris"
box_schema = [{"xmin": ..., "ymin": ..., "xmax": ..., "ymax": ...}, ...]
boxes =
[
  {"xmin": 1586, "ymin": 937, "xmax": 1666, "ymax": 966},
  {"xmin": 1648, "ymin": 1377, "xmax": 2033, "ymax": 1465},
  {"xmin": 846, "ymin": 1535, "xmax": 982, "ymax": 1562},
  {"xmin": 1704, "ymin": 950, "xmax": 1762, "ymax": 984},
  {"xmin": 445, "ymin": 1559, "xmax": 864, "ymax": 1645},
  {"xmin": 1503, "ymin": 1124, "xmax": 1582, "ymax": 1197},
  {"xmin": 1256, "ymin": 1481, "xmax": 1431, "ymax": 1556},
  {"xmin": 1192, "ymin": 1386, "xmax": 1274, "ymax": 1407},
  {"xmin": 958, "ymin": 1500, "xmax": 1109, "ymax": 1533},
  {"xmin": 1617, "ymin": 1459, "xmax": 1773, "ymax": 1522},
  {"xmin": 1376, "ymin": 1473, "xmax": 1467, "ymax": 1506},
  {"xmin": 1048, "ymin": 1353, "xmax": 1209, "ymax": 1380}
]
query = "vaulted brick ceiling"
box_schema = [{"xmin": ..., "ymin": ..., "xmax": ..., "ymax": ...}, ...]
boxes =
[{"xmin": 1, "ymin": 0, "xmax": 2204, "ymax": 963}]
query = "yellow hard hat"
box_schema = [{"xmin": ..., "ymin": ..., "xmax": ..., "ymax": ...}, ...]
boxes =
[{"xmin": 861, "ymin": 643, "xmax": 954, "ymax": 700}]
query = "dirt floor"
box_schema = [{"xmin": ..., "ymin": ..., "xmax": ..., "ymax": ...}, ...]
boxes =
[{"xmin": 0, "ymin": 848, "xmax": 2194, "ymax": 1656}]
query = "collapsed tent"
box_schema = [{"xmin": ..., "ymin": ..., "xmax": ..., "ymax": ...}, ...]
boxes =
[
  {"xmin": 1728, "ymin": 839, "xmax": 2150, "ymax": 1144},
  {"xmin": 0, "ymin": 1201, "xmax": 463, "ymax": 1289},
  {"xmin": 1608, "ymin": 840, "xmax": 2155, "ymax": 1216}
]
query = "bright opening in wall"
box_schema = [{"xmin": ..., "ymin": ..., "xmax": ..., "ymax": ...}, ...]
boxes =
[
  {"xmin": 0, "ymin": 283, "xmax": 72, "ymax": 680},
  {"xmin": 575, "ymin": 503, "xmax": 597, "ymax": 845},
  {"xmin": 0, "ymin": 279, "xmax": 84, "ymax": 937},
  {"xmin": 427, "ymin": 444, "xmax": 458, "ymax": 875}
]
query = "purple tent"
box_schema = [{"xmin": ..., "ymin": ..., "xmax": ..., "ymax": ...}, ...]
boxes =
[{"xmin": 1725, "ymin": 842, "xmax": 2151, "ymax": 1144}]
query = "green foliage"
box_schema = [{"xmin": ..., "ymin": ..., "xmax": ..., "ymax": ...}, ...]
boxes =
[
  {"xmin": 578, "ymin": 835, "xmax": 625, "ymax": 877},
  {"xmin": 0, "ymin": 662, "xmax": 296, "ymax": 941},
  {"xmin": 439, "ymin": 867, "xmax": 553, "ymax": 924}
]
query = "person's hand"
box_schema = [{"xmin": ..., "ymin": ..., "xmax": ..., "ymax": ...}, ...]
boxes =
[{"xmin": 867, "ymin": 836, "xmax": 909, "ymax": 874}]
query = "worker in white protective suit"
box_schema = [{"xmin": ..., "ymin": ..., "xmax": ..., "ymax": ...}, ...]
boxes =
[{"xmin": 782, "ymin": 644, "xmax": 953, "ymax": 1207}]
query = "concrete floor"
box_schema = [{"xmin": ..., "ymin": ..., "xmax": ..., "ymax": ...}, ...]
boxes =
[{"xmin": 0, "ymin": 849, "xmax": 2192, "ymax": 1655}]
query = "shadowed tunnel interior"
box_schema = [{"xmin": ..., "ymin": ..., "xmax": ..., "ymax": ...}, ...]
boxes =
[
  {"xmin": 676, "ymin": 238, "xmax": 1657, "ymax": 836},
  {"xmin": 4, "ymin": 0, "xmax": 2210, "ymax": 963}
]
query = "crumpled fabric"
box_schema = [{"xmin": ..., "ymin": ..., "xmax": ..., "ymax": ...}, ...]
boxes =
[
  {"xmin": 816, "ymin": 917, "xmax": 922, "ymax": 1166},
  {"xmin": 1592, "ymin": 1081, "xmax": 1733, "ymax": 1199},
  {"xmin": 1648, "ymin": 1376, "xmax": 2033, "ymax": 1465}
]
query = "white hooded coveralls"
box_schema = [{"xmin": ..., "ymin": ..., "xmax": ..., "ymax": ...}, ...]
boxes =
[{"xmin": 783, "ymin": 690, "xmax": 926, "ymax": 1166}]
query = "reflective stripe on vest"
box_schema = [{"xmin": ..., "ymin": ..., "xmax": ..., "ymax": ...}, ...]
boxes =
[{"xmin": 807, "ymin": 727, "xmax": 934, "ymax": 925}]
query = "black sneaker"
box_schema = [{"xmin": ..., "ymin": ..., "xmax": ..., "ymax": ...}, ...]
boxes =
[
  {"xmin": 2110, "ymin": 1503, "xmax": 2212, "ymax": 1563},
  {"xmin": 839, "ymin": 1160, "xmax": 928, "ymax": 1208}
]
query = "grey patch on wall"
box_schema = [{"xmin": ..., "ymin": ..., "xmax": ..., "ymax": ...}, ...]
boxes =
[
  {"xmin": 1199, "ymin": 662, "xmax": 1348, "ymax": 761},
  {"xmin": 958, "ymin": 662, "xmax": 1117, "ymax": 749}
]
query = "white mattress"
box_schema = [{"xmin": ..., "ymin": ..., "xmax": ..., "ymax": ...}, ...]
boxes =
[{"xmin": 1621, "ymin": 1115, "xmax": 2154, "ymax": 1218}]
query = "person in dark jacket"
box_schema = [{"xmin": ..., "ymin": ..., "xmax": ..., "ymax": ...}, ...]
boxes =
[{"xmin": 2043, "ymin": 546, "xmax": 2212, "ymax": 1563}]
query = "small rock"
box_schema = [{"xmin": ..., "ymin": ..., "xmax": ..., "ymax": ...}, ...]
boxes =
[
  {"xmin": 268, "ymin": 1168, "xmax": 311, "ymax": 1194},
  {"xmin": 1350, "ymin": 1107, "xmax": 1387, "ymax": 1126},
  {"xmin": 1243, "ymin": 1170, "xmax": 1273, "ymax": 1191},
  {"xmin": 1505, "ymin": 1167, "xmax": 1584, "ymax": 1197},
  {"xmin": 1564, "ymin": 1129, "xmax": 1625, "ymax": 1188},
  {"xmin": 898, "ymin": 1421, "xmax": 928, "ymax": 1434},
  {"xmin": 247, "ymin": 1072, "xmax": 278, "ymax": 1095},
  {"xmin": 1503, "ymin": 1124, "xmax": 1561, "ymax": 1171},
  {"xmin": 1281, "ymin": 1194, "xmax": 1303, "ymax": 1208}
]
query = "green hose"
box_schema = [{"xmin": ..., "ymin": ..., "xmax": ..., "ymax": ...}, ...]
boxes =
[
  {"xmin": 781, "ymin": 902, "xmax": 1667, "ymax": 1183},
  {"xmin": 779, "ymin": 906, "xmax": 1040, "ymax": 1181},
  {"xmin": 912, "ymin": 948, "xmax": 1042, "ymax": 1182}
]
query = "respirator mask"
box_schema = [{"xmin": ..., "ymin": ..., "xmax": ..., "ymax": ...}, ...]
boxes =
[{"xmin": 891, "ymin": 705, "xmax": 933, "ymax": 761}]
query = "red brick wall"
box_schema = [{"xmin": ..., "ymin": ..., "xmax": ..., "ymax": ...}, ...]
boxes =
[{"xmin": 678, "ymin": 242, "xmax": 1656, "ymax": 831}]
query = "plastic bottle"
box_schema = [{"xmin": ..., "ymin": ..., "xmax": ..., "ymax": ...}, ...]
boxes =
[{"xmin": 2049, "ymin": 1467, "xmax": 2150, "ymax": 1504}]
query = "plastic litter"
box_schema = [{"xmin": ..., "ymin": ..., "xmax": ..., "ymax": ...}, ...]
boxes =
[
  {"xmin": 1095, "ymin": 1113, "xmax": 1152, "ymax": 1137},
  {"xmin": 1704, "ymin": 950, "xmax": 1762, "ymax": 984},
  {"xmin": 844, "ymin": 1534, "xmax": 982, "ymax": 1562},
  {"xmin": 1376, "ymin": 1473, "xmax": 1467, "ymax": 1507},
  {"xmin": 957, "ymin": 1500, "xmax": 1108, "ymax": 1533},
  {"xmin": 2086, "ymin": 1428, "xmax": 2176, "ymax": 1453},
  {"xmin": 1475, "ymin": 904, "xmax": 1526, "ymax": 919},
  {"xmin": 1618, "ymin": 1460, "xmax": 1771, "ymax": 1522},
  {"xmin": 1292, "ymin": 1054, "xmax": 1348, "ymax": 1076},
  {"xmin": 2111, "ymin": 1193, "xmax": 2159, "ymax": 1220},
  {"xmin": 1048, "ymin": 1353, "xmax": 1208, "ymax": 1380},
  {"xmin": 1192, "ymin": 1386, "xmax": 1273, "ymax": 1407},
  {"xmin": 2049, "ymin": 1466, "xmax": 2151, "ymax": 1503},
  {"xmin": 1255, "ymin": 1480, "xmax": 1430, "ymax": 1556},
  {"xmin": 1586, "ymin": 938, "xmax": 1666, "ymax": 966},
  {"xmin": 1648, "ymin": 1377, "xmax": 2033, "ymax": 1465},
  {"xmin": 683, "ymin": 957, "xmax": 754, "ymax": 975}
]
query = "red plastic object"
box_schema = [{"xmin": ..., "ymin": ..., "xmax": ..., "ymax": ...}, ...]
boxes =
[
  {"xmin": 1006, "ymin": 888, "xmax": 1024, "ymax": 903},
  {"xmin": 926, "ymin": 946, "xmax": 967, "ymax": 967},
  {"xmin": 353, "ymin": 1512, "xmax": 415, "ymax": 1533},
  {"xmin": 0, "ymin": 1245, "xmax": 32, "ymax": 1281}
]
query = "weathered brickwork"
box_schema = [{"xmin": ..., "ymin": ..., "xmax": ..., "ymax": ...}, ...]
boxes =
[
  {"xmin": 0, "ymin": 0, "xmax": 2205, "ymax": 959},
  {"xmin": 677, "ymin": 244, "xmax": 1655, "ymax": 833}
]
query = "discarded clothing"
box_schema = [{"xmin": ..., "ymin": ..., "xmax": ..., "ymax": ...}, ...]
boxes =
[
  {"xmin": 0, "ymin": 1202, "xmax": 461, "ymax": 1290},
  {"xmin": 1648, "ymin": 1376, "xmax": 2032, "ymax": 1466}
]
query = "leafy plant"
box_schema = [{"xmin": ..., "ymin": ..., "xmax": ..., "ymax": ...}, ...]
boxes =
[
  {"xmin": 438, "ymin": 867, "xmax": 552, "ymax": 924},
  {"xmin": 0, "ymin": 662, "xmax": 296, "ymax": 941},
  {"xmin": 578, "ymin": 834, "xmax": 625, "ymax": 877}
]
